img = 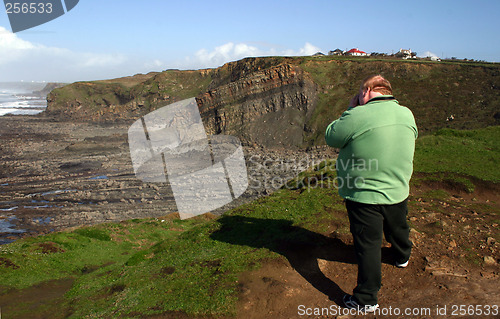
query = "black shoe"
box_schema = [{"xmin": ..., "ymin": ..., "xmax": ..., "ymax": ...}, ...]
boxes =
[
  {"xmin": 343, "ymin": 294, "xmax": 379, "ymax": 313},
  {"xmin": 395, "ymin": 259, "xmax": 409, "ymax": 268}
]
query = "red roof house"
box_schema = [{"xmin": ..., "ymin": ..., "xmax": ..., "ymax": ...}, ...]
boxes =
[{"xmin": 345, "ymin": 48, "xmax": 368, "ymax": 56}]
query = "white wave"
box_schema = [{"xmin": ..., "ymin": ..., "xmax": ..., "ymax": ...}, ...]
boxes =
[
  {"xmin": 0, "ymin": 100, "xmax": 40, "ymax": 108},
  {"xmin": 16, "ymin": 95, "xmax": 41, "ymax": 100},
  {"xmin": 0, "ymin": 108, "xmax": 44, "ymax": 116},
  {"xmin": 0, "ymin": 83, "xmax": 47, "ymax": 116}
]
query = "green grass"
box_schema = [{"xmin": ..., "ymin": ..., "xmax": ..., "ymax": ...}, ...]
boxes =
[
  {"xmin": 0, "ymin": 186, "xmax": 345, "ymax": 318},
  {"xmin": 414, "ymin": 126, "xmax": 500, "ymax": 187}
]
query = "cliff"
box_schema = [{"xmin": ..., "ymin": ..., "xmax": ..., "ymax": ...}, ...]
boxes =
[
  {"xmin": 196, "ymin": 59, "xmax": 317, "ymax": 148},
  {"xmin": 45, "ymin": 56, "xmax": 500, "ymax": 148},
  {"xmin": 32, "ymin": 82, "xmax": 67, "ymax": 97},
  {"xmin": 45, "ymin": 70, "xmax": 213, "ymax": 122}
]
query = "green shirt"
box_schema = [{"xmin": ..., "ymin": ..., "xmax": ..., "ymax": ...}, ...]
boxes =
[{"xmin": 325, "ymin": 96, "xmax": 418, "ymax": 204}]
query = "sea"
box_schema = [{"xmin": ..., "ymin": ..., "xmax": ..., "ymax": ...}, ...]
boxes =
[{"xmin": 0, "ymin": 82, "xmax": 48, "ymax": 116}]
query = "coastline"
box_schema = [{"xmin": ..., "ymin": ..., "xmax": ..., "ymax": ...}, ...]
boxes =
[
  {"xmin": 0, "ymin": 113, "xmax": 337, "ymax": 244},
  {"xmin": 0, "ymin": 81, "xmax": 51, "ymax": 117}
]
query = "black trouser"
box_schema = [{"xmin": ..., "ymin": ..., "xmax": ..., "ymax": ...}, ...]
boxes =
[{"xmin": 346, "ymin": 198, "xmax": 412, "ymax": 306}]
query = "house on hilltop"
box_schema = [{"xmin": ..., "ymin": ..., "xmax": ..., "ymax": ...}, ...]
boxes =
[
  {"xmin": 345, "ymin": 48, "xmax": 368, "ymax": 56},
  {"xmin": 328, "ymin": 49, "xmax": 344, "ymax": 56},
  {"xmin": 395, "ymin": 48, "xmax": 416, "ymax": 59},
  {"xmin": 312, "ymin": 52, "xmax": 325, "ymax": 57}
]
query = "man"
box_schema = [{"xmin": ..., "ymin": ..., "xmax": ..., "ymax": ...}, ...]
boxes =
[{"xmin": 325, "ymin": 75, "xmax": 418, "ymax": 313}]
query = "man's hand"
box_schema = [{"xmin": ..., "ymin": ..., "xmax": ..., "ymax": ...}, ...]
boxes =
[{"xmin": 349, "ymin": 93, "xmax": 361, "ymax": 108}]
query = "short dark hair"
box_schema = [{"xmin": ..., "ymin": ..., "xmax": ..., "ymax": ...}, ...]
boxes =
[{"xmin": 360, "ymin": 75, "xmax": 393, "ymax": 95}]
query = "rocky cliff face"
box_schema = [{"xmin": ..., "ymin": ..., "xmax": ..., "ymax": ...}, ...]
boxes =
[{"xmin": 196, "ymin": 59, "xmax": 317, "ymax": 148}]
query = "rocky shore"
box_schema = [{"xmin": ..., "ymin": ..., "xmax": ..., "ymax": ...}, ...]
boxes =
[{"xmin": 0, "ymin": 114, "xmax": 337, "ymax": 244}]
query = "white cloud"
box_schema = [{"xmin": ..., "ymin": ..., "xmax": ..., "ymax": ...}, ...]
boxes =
[
  {"xmin": 420, "ymin": 51, "xmax": 439, "ymax": 58},
  {"xmin": 183, "ymin": 42, "xmax": 322, "ymax": 69},
  {"xmin": 144, "ymin": 59, "xmax": 164, "ymax": 69},
  {"xmin": 282, "ymin": 42, "xmax": 321, "ymax": 56},
  {"xmin": 0, "ymin": 26, "xmax": 129, "ymax": 81},
  {"xmin": 0, "ymin": 26, "xmax": 36, "ymax": 64},
  {"xmin": 77, "ymin": 52, "xmax": 127, "ymax": 68},
  {"xmin": 0, "ymin": 28, "xmax": 323, "ymax": 82},
  {"xmin": 193, "ymin": 42, "xmax": 262, "ymax": 68},
  {"xmin": 0, "ymin": 27, "xmax": 34, "ymax": 50}
]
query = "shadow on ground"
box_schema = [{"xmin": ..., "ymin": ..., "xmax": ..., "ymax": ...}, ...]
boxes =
[{"xmin": 210, "ymin": 215, "xmax": 398, "ymax": 306}]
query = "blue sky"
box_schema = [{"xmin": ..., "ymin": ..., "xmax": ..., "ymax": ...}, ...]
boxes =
[{"xmin": 1, "ymin": 0, "xmax": 499, "ymax": 82}]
